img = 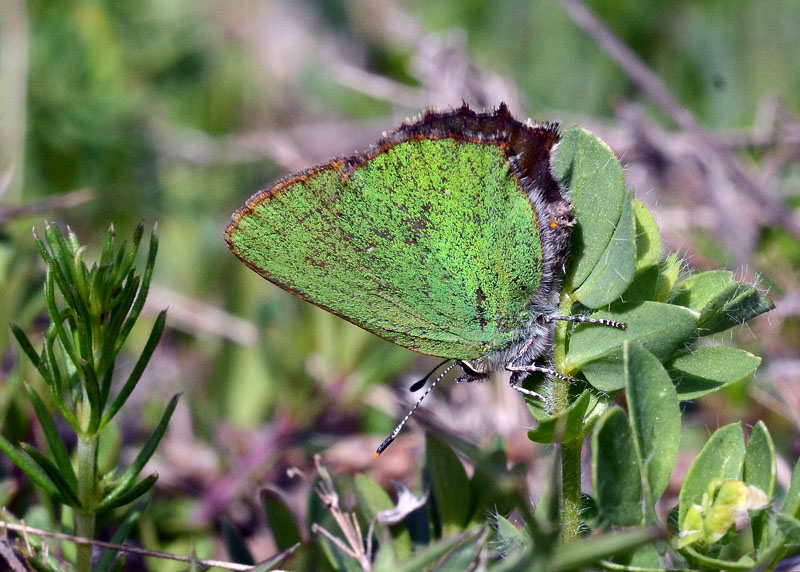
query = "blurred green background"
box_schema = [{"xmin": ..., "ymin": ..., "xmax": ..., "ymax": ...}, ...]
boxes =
[{"xmin": 1, "ymin": 0, "xmax": 798, "ymax": 567}]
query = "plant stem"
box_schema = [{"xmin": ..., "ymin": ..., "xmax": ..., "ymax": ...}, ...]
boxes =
[
  {"xmin": 554, "ymin": 294, "xmax": 581, "ymax": 542},
  {"xmin": 75, "ymin": 433, "xmax": 98, "ymax": 572}
]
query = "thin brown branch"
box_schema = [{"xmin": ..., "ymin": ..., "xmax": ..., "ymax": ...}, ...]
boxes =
[
  {"xmin": 559, "ymin": 0, "xmax": 800, "ymax": 241},
  {"xmin": 0, "ymin": 518, "xmax": 293, "ymax": 571}
]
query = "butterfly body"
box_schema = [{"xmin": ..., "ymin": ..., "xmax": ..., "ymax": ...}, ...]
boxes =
[{"xmin": 226, "ymin": 103, "xmax": 575, "ymax": 380}]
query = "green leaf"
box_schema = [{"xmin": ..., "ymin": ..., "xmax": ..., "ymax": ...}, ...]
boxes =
[
  {"xmin": 554, "ymin": 127, "xmax": 627, "ymax": 291},
  {"xmin": 11, "ymin": 323, "xmax": 40, "ymax": 366},
  {"xmin": 592, "ymin": 407, "xmax": 642, "ymax": 526},
  {"xmin": 573, "ymin": 190, "xmax": 636, "ymax": 308},
  {"xmin": 745, "ymin": 421, "xmax": 776, "ymax": 554},
  {"xmin": 565, "ymin": 301, "xmax": 697, "ymax": 391},
  {"xmin": 620, "ymin": 199, "xmax": 662, "ymax": 302},
  {"xmin": 96, "ymin": 473, "xmax": 157, "ymax": 512},
  {"xmin": 221, "ymin": 518, "xmax": 256, "ymax": 565},
  {"xmin": 782, "ymin": 457, "xmax": 800, "ymax": 518},
  {"xmin": 0, "ymin": 433, "xmax": 63, "ymax": 502},
  {"xmin": 259, "ymin": 488, "xmax": 303, "ymax": 551},
  {"xmin": 668, "ymin": 346, "xmax": 761, "ymax": 400},
  {"xmin": 654, "ymin": 253, "xmax": 681, "ymax": 302},
  {"xmin": 550, "ymin": 527, "xmax": 663, "ymax": 572},
  {"xmin": 25, "ymin": 384, "xmax": 77, "ymax": 492},
  {"xmin": 776, "ymin": 513, "xmax": 800, "ymax": 546},
  {"xmin": 744, "ymin": 421, "xmax": 777, "ymax": 501},
  {"xmin": 678, "ymin": 423, "xmax": 745, "ymax": 522},
  {"xmin": 624, "ymin": 342, "xmax": 681, "ymax": 513},
  {"xmin": 680, "ymin": 546, "xmax": 754, "ymax": 570},
  {"xmin": 384, "ymin": 528, "xmax": 485, "ymax": 572},
  {"xmin": 672, "ymin": 271, "xmax": 735, "ymax": 312},
  {"xmin": 100, "ymin": 394, "xmax": 179, "ymax": 509},
  {"xmin": 492, "ymin": 514, "xmax": 530, "ymax": 553},
  {"xmin": 100, "ymin": 309, "xmax": 167, "ymax": 429},
  {"xmin": 250, "ymin": 543, "xmax": 301, "ymax": 572},
  {"xmin": 426, "ymin": 433, "xmax": 472, "ymax": 536},
  {"xmin": 96, "ymin": 502, "xmax": 146, "ymax": 572},
  {"xmin": 671, "ymin": 271, "xmax": 774, "ymax": 336},
  {"xmin": 527, "ymin": 390, "xmax": 591, "ymax": 443},
  {"xmin": 353, "ymin": 474, "xmax": 412, "ymax": 560},
  {"xmin": 20, "ymin": 444, "xmax": 81, "ymax": 506}
]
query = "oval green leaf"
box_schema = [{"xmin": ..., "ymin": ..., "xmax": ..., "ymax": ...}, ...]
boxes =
[
  {"xmin": 573, "ymin": 190, "xmax": 636, "ymax": 308},
  {"xmin": 625, "ymin": 342, "xmax": 681, "ymax": 506},
  {"xmin": 620, "ymin": 199, "xmax": 662, "ymax": 302},
  {"xmin": 426, "ymin": 433, "xmax": 472, "ymax": 536},
  {"xmin": 553, "ymin": 127, "xmax": 627, "ymax": 291},
  {"xmin": 565, "ymin": 301, "xmax": 698, "ymax": 391},
  {"xmin": 678, "ymin": 422, "xmax": 745, "ymax": 522},
  {"xmin": 592, "ymin": 407, "xmax": 643, "ymax": 526},
  {"xmin": 668, "ymin": 346, "xmax": 761, "ymax": 401},
  {"xmin": 527, "ymin": 390, "xmax": 591, "ymax": 443}
]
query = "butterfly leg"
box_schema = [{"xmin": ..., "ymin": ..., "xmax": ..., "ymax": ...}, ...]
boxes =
[
  {"xmin": 506, "ymin": 362, "xmax": 575, "ymax": 383},
  {"xmin": 507, "ymin": 370, "xmax": 547, "ymax": 401}
]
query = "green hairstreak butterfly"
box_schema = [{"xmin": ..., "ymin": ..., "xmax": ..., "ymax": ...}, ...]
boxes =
[{"xmin": 225, "ymin": 103, "xmax": 623, "ymax": 454}]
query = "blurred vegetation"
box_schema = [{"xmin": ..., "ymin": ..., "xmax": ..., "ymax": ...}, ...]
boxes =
[{"xmin": 1, "ymin": 0, "xmax": 799, "ymax": 569}]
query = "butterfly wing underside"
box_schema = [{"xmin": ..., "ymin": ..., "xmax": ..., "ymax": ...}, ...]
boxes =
[{"xmin": 226, "ymin": 109, "xmax": 561, "ymax": 360}]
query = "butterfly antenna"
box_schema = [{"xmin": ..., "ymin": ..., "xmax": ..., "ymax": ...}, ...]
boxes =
[
  {"xmin": 375, "ymin": 361, "xmax": 458, "ymax": 457},
  {"xmin": 409, "ymin": 358, "xmax": 452, "ymax": 392},
  {"xmin": 549, "ymin": 315, "xmax": 626, "ymax": 329}
]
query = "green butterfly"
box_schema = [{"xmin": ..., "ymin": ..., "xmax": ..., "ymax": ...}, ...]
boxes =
[{"xmin": 225, "ymin": 104, "xmax": 622, "ymax": 453}]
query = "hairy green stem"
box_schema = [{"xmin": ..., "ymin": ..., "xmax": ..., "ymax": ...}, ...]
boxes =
[
  {"xmin": 75, "ymin": 433, "xmax": 97, "ymax": 572},
  {"xmin": 554, "ymin": 294, "xmax": 581, "ymax": 542}
]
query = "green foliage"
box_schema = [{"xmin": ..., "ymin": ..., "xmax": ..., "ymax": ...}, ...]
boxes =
[
  {"xmin": 235, "ymin": 127, "xmax": 788, "ymax": 572},
  {"xmin": 0, "ymin": 223, "xmax": 174, "ymax": 571}
]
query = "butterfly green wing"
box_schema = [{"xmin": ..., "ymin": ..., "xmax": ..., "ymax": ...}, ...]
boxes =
[{"xmin": 226, "ymin": 137, "xmax": 545, "ymax": 360}]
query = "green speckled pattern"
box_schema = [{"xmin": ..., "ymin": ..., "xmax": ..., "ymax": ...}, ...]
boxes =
[{"xmin": 228, "ymin": 138, "xmax": 544, "ymax": 359}]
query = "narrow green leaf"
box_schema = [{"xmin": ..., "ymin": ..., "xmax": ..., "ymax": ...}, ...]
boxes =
[
  {"xmin": 99, "ymin": 224, "xmax": 116, "ymax": 267},
  {"xmin": 776, "ymin": 513, "xmax": 800, "ymax": 545},
  {"xmin": 250, "ymin": 543, "xmax": 301, "ymax": 572},
  {"xmin": 527, "ymin": 390, "xmax": 591, "ymax": 443},
  {"xmin": 45, "ymin": 271, "xmax": 81, "ymax": 374},
  {"xmin": 221, "ymin": 518, "xmax": 256, "ymax": 565},
  {"xmin": 553, "ymin": 127, "xmax": 627, "ymax": 291},
  {"xmin": 96, "ymin": 502, "xmax": 146, "ymax": 572},
  {"xmin": 100, "ymin": 394, "xmax": 179, "ymax": 507},
  {"xmin": 565, "ymin": 301, "xmax": 697, "ymax": 391},
  {"xmin": 0, "ymin": 433, "xmax": 62, "ymax": 501},
  {"xmin": 426, "ymin": 433, "xmax": 472, "ymax": 536},
  {"xmin": 781, "ymin": 457, "xmax": 800, "ymax": 518},
  {"xmin": 11, "ymin": 323, "xmax": 40, "ymax": 366},
  {"xmin": 592, "ymin": 407, "xmax": 642, "ymax": 526},
  {"xmin": 668, "ymin": 346, "xmax": 761, "ymax": 401},
  {"xmin": 100, "ymin": 310, "xmax": 166, "ymax": 429},
  {"xmin": 97, "ymin": 474, "xmax": 158, "ymax": 512},
  {"xmin": 81, "ymin": 359, "xmax": 102, "ymax": 433},
  {"xmin": 678, "ymin": 423, "xmax": 746, "ymax": 522},
  {"xmin": 259, "ymin": 488, "xmax": 303, "ymax": 551},
  {"xmin": 25, "ymin": 384, "xmax": 77, "ymax": 491},
  {"xmin": 574, "ymin": 190, "xmax": 636, "ymax": 308},
  {"xmin": 389, "ymin": 528, "xmax": 484, "ymax": 572},
  {"xmin": 117, "ymin": 224, "xmax": 159, "ymax": 353},
  {"xmin": 625, "ymin": 342, "xmax": 681, "ymax": 509},
  {"xmin": 20, "ymin": 444, "xmax": 81, "ymax": 506},
  {"xmin": 550, "ymin": 527, "xmax": 663, "ymax": 572}
]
